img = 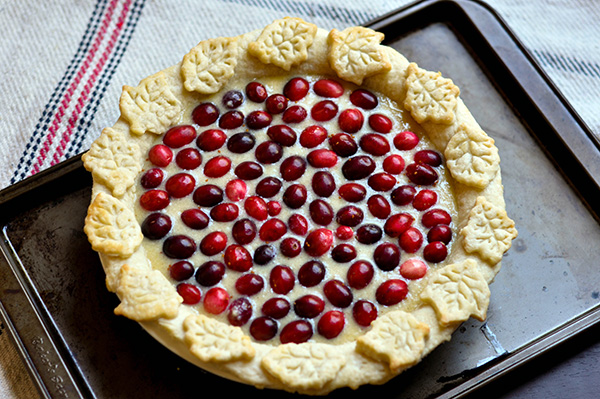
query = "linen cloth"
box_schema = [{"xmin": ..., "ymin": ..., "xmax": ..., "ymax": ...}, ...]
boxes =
[{"xmin": 0, "ymin": 0, "xmax": 598, "ymax": 397}]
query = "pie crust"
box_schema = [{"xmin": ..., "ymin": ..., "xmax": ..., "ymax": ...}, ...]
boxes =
[{"xmin": 82, "ymin": 17, "xmax": 517, "ymax": 394}]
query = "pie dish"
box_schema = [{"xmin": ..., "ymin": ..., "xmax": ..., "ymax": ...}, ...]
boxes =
[{"xmin": 82, "ymin": 17, "xmax": 517, "ymax": 394}]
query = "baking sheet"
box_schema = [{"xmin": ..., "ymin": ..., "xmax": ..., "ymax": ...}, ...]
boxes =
[{"xmin": 1, "ymin": 1, "xmax": 599, "ymax": 398}]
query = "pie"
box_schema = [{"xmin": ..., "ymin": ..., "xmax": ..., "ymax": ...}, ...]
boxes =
[{"xmin": 82, "ymin": 17, "xmax": 518, "ymax": 394}]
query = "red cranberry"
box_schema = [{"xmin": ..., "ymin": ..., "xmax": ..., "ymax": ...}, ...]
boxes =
[
  {"xmin": 298, "ymin": 261, "xmax": 326, "ymax": 287},
  {"xmin": 342, "ymin": 156, "xmax": 376, "ymax": 180},
  {"xmin": 225, "ymin": 179, "xmax": 247, "ymax": 202},
  {"xmin": 376, "ymin": 279, "xmax": 408, "ymax": 306},
  {"xmin": 250, "ymin": 317, "xmax": 278, "ymax": 341},
  {"xmin": 253, "ymin": 244, "xmax": 276, "ymax": 265},
  {"xmin": 280, "ymin": 320, "xmax": 313, "ymax": 344},
  {"xmin": 391, "ymin": 185, "xmax": 417, "ymax": 206},
  {"xmin": 300, "ymin": 125, "xmax": 328, "ymax": 148},
  {"xmin": 303, "ymin": 228, "xmax": 334, "ymax": 256},
  {"xmin": 318, "ymin": 310, "xmax": 345, "ymax": 339},
  {"xmin": 384, "ymin": 213, "xmax": 414, "ymax": 237},
  {"xmin": 398, "ymin": 227, "xmax": 423, "ymax": 253},
  {"xmin": 176, "ymin": 148, "xmax": 202, "ymax": 170},
  {"xmin": 323, "ymin": 280, "xmax": 353, "ymax": 308},
  {"xmin": 336, "ymin": 205, "xmax": 364, "ymax": 227},
  {"xmin": 294, "ymin": 294, "xmax": 325, "ymax": 318},
  {"xmin": 424, "ymin": 241, "xmax": 448, "ymax": 263},
  {"xmin": 204, "ymin": 155, "xmax": 232, "ymax": 178},
  {"xmin": 164, "ymin": 125, "xmax": 197, "ymax": 148},
  {"xmin": 262, "ymin": 297, "xmax": 291, "ymax": 319},
  {"xmin": 284, "ymin": 77, "xmax": 309, "ymax": 101},
  {"xmin": 349, "ymin": 89, "xmax": 378, "ymax": 109},
  {"xmin": 192, "ymin": 102, "xmax": 219, "ymax": 126},
  {"xmin": 246, "ymin": 110, "xmax": 272, "ymax": 129},
  {"xmin": 270, "ymin": 265, "xmax": 295, "ymax": 295},
  {"xmin": 309, "ymin": 199, "xmax": 334, "ymax": 226},
  {"xmin": 368, "ymin": 172, "xmax": 396, "ymax": 192},
  {"xmin": 224, "ymin": 245, "xmax": 253, "ymax": 272},
  {"xmin": 227, "ymin": 132, "xmax": 255, "ymax": 153},
  {"xmin": 394, "ymin": 131, "xmax": 419, "ymax": 150},
  {"xmin": 267, "ymin": 124, "xmax": 297, "ymax": 146},
  {"xmin": 374, "ymin": 242, "xmax": 401, "ymax": 271},
  {"xmin": 177, "ymin": 283, "xmax": 202, "ymax": 305},
  {"xmin": 282, "ymin": 184, "xmax": 307, "ymax": 209},
  {"xmin": 406, "ymin": 162, "xmax": 438, "ymax": 185},
  {"xmin": 368, "ymin": 195, "xmax": 391, "ymax": 219},
  {"xmin": 227, "ymin": 297, "xmax": 252, "ymax": 326},
  {"xmin": 235, "ymin": 273, "xmax": 264, "ymax": 296},
  {"xmin": 255, "ymin": 141, "xmax": 283, "ymax": 164},
  {"xmin": 338, "ymin": 109, "xmax": 364, "ymax": 133},
  {"xmin": 255, "ymin": 177, "xmax": 282, "ymax": 198},
  {"xmin": 267, "ymin": 200, "xmax": 282, "ymax": 216},
  {"xmin": 347, "ymin": 260, "xmax": 374, "ymax": 289},
  {"xmin": 265, "ymin": 94, "xmax": 288, "ymax": 114},
  {"xmin": 199, "ymin": 231, "xmax": 228, "ymax": 256},
  {"xmin": 288, "ymin": 214, "xmax": 309, "ymax": 236},
  {"xmin": 400, "ymin": 259, "xmax": 428, "ymax": 280},
  {"xmin": 195, "ymin": 261, "xmax": 225, "ymax": 286},
  {"xmin": 193, "ymin": 184, "xmax": 223, "ymax": 207},
  {"xmin": 219, "ymin": 110, "xmax": 244, "ymax": 129},
  {"xmin": 356, "ymin": 224, "xmax": 383, "ymax": 244},
  {"xmin": 427, "ymin": 224, "xmax": 452, "ymax": 244},
  {"xmin": 383, "ymin": 154, "xmax": 405, "ymax": 174},
  {"xmin": 280, "ymin": 237, "xmax": 301, "ymax": 258},
  {"xmin": 196, "ymin": 129, "xmax": 226, "ymax": 151},
  {"xmin": 312, "ymin": 171, "xmax": 336, "ymax": 197},
  {"xmin": 307, "ymin": 149, "xmax": 338, "ymax": 168},
  {"xmin": 422, "ymin": 209, "xmax": 452, "ymax": 228},
  {"xmin": 280, "ymin": 155, "xmax": 307, "ymax": 181},
  {"xmin": 329, "ymin": 133, "xmax": 358, "ymax": 157},
  {"xmin": 235, "ymin": 161, "xmax": 263, "ymax": 180},
  {"xmin": 311, "ymin": 100, "xmax": 338, "ymax": 122},
  {"xmin": 335, "ymin": 226, "xmax": 353, "ymax": 240},
  {"xmin": 331, "ymin": 243, "xmax": 357, "ymax": 263},
  {"xmin": 338, "ymin": 183, "xmax": 367, "ymax": 202},
  {"xmin": 259, "ymin": 218, "xmax": 287, "ymax": 242},
  {"xmin": 246, "ymin": 82, "xmax": 268, "ymax": 102},
  {"xmin": 140, "ymin": 168, "xmax": 164, "ymax": 189},
  {"xmin": 414, "ymin": 149, "xmax": 443, "ymax": 167},
  {"xmin": 203, "ymin": 287, "xmax": 229, "ymax": 314},
  {"xmin": 353, "ymin": 300, "xmax": 378, "ymax": 327},
  {"xmin": 314, "ymin": 79, "xmax": 344, "ymax": 98},
  {"xmin": 148, "ymin": 144, "xmax": 173, "ymax": 167},
  {"xmin": 360, "ymin": 133, "xmax": 390, "ymax": 156},
  {"xmin": 368, "ymin": 114, "xmax": 393, "ymax": 133},
  {"xmin": 163, "ymin": 235, "xmax": 196, "ymax": 259},
  {"xmin": 165, "ymin": 173, "xmax": 195, "ymax": 198},
  {"xmin": 282, "ymin": 105, "xmax": 307, "ymax": 123},
  {"xmin": 169, "ymin": 260, "xmax": 194, "ymax": 281},
  {"xmin": 140, "ymin": 189, "xmax": 169, "ymax": 211},
  {"xmin": 222, "ymin": 90, "xmax": 244, "ymax": 109},
  {"xmin": 210, "ymin": 203, "xmax": 239, "ymax": 222},
  {"xmin": 413, "ymin": 189, "xmax": 437, "ymax": 210},
  {"xmin": 180, "ymin": 208, "xmax": 209, "ymax": 230},
  {"xmin": 141, "ymin": 213, "xmax": 172, "ymax": 239},
  {"xmin": 244, "ymin": 196, "xmax": 268, "ymax": 220},
  {"xmin": 232, "ymin": 218, "xmax": 257, "ymax": 245}
]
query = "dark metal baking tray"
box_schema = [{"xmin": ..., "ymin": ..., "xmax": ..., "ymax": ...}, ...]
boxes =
[{"xmin": 1, "ymin": 0, "xmax": 599, "ymax": 398}]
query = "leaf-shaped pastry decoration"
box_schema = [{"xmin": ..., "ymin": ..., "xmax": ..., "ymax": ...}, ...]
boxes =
[
  {"xmin": 445, "ymin": 124, "xmax": 500, "ymax": 188},
  {"xmin": 356, "ymin": 311, "xmax": 429, "ymax": 371},
  {"xmin": 81, "ymin": 128, "xmax": 141, "ymax": 197},
  {"xmin": 327, "ymin": 27, "xmax": 391, "ymax": 85},
  {"xmin": 183, "ymin": 314, "xmax": 255, "ymax": 362},
  {"xmin": 84, "ymin": 192, "xmax": 143, "ymax": 257},
  {"xmin": 181, "ymin": 37, "xmax": 238, "ymax": 94},
  {"xmin": 461, "ymin": 196, "xmax": 518, "ymax": 264},
  {"xmin": 119, "ymin": 71, "xmax": 182, "ymax": 135},
  {"xmin": 248, "ymin": 17, "xmax": 317, "ymax": 71},
  {"xmin": 262, "ymin": 343, "xmax": 345, "ymax": 390},
  {"xmin": 114, "ymin": 264, "xmax": 182, "ymax": 320},
  {"xmin": 421, "ymin": 259, "xmax": 490, "ymax": 325},
  {"xmin": 403, "ymin": 63, "xmax": 459, "ymax": 125}
]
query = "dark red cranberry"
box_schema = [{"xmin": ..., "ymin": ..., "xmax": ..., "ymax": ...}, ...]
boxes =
[
  {"xmin": 270, "ymin": 265, "xmax": 295, "ymax": 295},
  {"xmin": 244, "ymin": 196, "xmax": 268, "ymax": 220},
  {"xmin": 360, "ymin": 133, "xmax": 390, "ymax": 156},
  {"xmin": 169, "ymin": 260, "xmax": 194, "ymax": 281},
  {"xmin": 314, "ymin": 79, "xmax": 344, "ymax": 98},
  {"xmin": 140, "ymin": 189, "xmax": 170, "ymax": 211},
  {"xmin": 199, "ymin": 231, "xmax": 228, "ymax": 256},
  {"xmin": 250, "ymin": 317, "xmax": 278, "ymax": 341},
  {"xmin": 347, "ymin": 261, "xmax": 374, "ymax": 289},
  {"xmin": 280, "ymin": 155, "xmax": 307, "ymax": 181},
  {"xmin": 255, "ymin": 141, "xmax": 283, "ymax": 164},
  {"xmin": 413, "ymin": 189, "xmax": 437, "ymax": 210},
  {"xmin": 235, "ymin": 273, "xmax": 264, "ymax": 296},
  {"xmin": 376, "ymin": 279, "xmax": 408, "ymax": 306},
  {"xmin": 303, "ymin": 228, "xmax": 334, "ymax": 257},
  {"xmin": 394, "ymin": 131, "xmax": 419, "ymax": 150},
  {"xmin": 298, "ymin": 261, "xmax": 326, "ymax": 287},
  {"xmin": 195, "ymin": 261, "xmax": 225, "ymax": 286},
  {"xmin": 203, "ymin": 287, "xmax": 229, "ymax": 315},
  {"xmin": 368, "ymin": 114, "xmax": 393, "ymax": 133},
  {"xmin": 318, "ymin": 310, "xmax": 345, "ymax": 339},
  {"xmin": 268, "ymin": 201, "xmax": 282, "ymax": 217},
  {"xmin": 329, "ymin": 133, "xmax": 358, "ymax": 157},
  {"xmin": 163, "ymin": 235, "xmax": 196, "ymax": 259},
  {"xmin": 384, "ymin": 213, "xmax": 414, "ymax": 237},
  {"xmin": 294, "ymin": 294, "xmax": 325, "ymax": 318},
  {"xmin": 288, "ymin": 214, "xmax": 309, "ymax": 236},
  {"xmin": 282, "ymin": 184, "xmax": 307, "ymax": 209},
  {"xmin": 323, "ymin": 280, "xmax": 353, "ymax": 308},
  {"xmin": 222, "ymin": 90, "xmax": 244, "ymax": 108},
  {"xmin": 398, "ymin": 227, "xmax": 423, "ymax": 253},
  {"xmin": 342, "ymin": 156, "xmax": 376, "ymax": 180},
  {"xmin": 307, "ymin": 149, "xmax": 338, "ymax": 168},
  {"xmin": 391, "ymin": 185, "xmax": 416, "ymax": 206},
  {"xmin": 374, "ymin": 242, "xmax": 401, "ymax": 271},
  {"xmin": 331, "ymin": 244, "xmax": 357, "ymax": 263},
  {"xmin": 164, "ymin": 125, "xmax": 197, "ymax": 148},
  {"xmin": 227, "ymin": 297, "xmax": 252, "ymax": 326},
  {"xmin": 246, "ymin": 110, "xmax": 272, "ymax": 129},
  {"xmin": 267, "ymin": 124, "xmax": 297, "ymax": 146},
  {"xmin": 262, "ymin": 297, "xmax": 291, "ymax": 319},
  {"xmin": 280, "ymin": 320, "xmax": 313, "ymax": 344},
  {"xmin": 232, "ymin": 218, "xmax": 257, "ymax": 245},
  {"xmin": 422, "ymin": 209, "xmax": 452, "ymax": 228},
  {"xmin": 312, "ymin": 171, "xmax": 336, "ymax": 197},
  {"xmin": 356, "ymin": 224, "xmax": 383, "ymax": 244},
  {"xmin": 311, "ymin": 100, "xmax": 338, "ymax": 122},
  {"xmin": 406, "ymin": 162, "xmax": 438, "ymax": 185},
  {"xmin": 265, "ymin": 94, "xmax": 288, "ymax": 114},
  {"xmin": 224, "ymin": 244, "xmax": 253, "ymax": 272},
  {"xmin": 400, "ymin": 259, "xmax": 428, "ymax": 280},
  {"xmin": 423, "ymin": 241, "xmax": 448, "ymax": 263},
  {"xmin": 246, "ymin": 82, "xmax": 268, "ymax": 102},
  {"xmin": 235, "ymin": 161, "xmax": 263, "ymax": 180},
  {"xmin": 367, "ymin": 195, "xmax": 391, "ymax": 219},
  {"xmin": 368, "ymin": 172, "xmax": 396, "ymax": 192},
  {"xmin": 255, "ymin": 177, "xmax": 282, "ymax": 198},
  {"xmin": 383, "ymin": 154, "xmax": 405, "ymax": 175},
  {"xmin": 353, "ymin": 300, "xmax": 378, "ymax": 327},
  {"xmin": 338, "ymin": 108, "xmax": 364, "ymax": 133},
  {"xmin": 253, "ymin": 244, "xmax": 276, "ymax": 265},
  {"xmin": 283, "ymin": 77, "xmax": 309, "ymax": 101},
  {"xmin": 338, "ymin": 183, "xmax": 367, "ymax": 202},
  {"xmin": 227, "ymin": 132, "xmax": 255, "ymax": 153},
  {"xmin": 196, "ymin": 129, "xmax": 226, "ymax": 151},
  {"xmin": 309, "ymin": 199, "xmax": 334, "ymax": 226},
  {"xmin": 148, "ymin": 144, "xmax": 172, "ymax": 167},
  {"xmin": 336, "ymin": 226, "xmax": 354, "ymax": 240},
  {"xmin": 414, "ymin": 149, "xmax": 443, "ymax": 167},
  {"xmin": 193, "ymin": 184, "xmax": 223, "ymax": 207},
  {"xmin": 225, "ymin": 179, "xmax": 247, "ymax": 202},
  {"xmin": 141, "ymin": 213, "xmax": 172, "ymax": 239},
  {"xmin": 181, "ymin": 208, "xmax": 209, "ymax": 230},
  {"xmin": 336, "ymin": 205, "xmax": 364, "ymax": 227},
  {"xmin": 349, "ymin": 89, "xmax": 378, "ymax": 109},
  {"xmin": 280, "ymin": 237, "xmax": 302, "ymax": 258},
  {"xmin": 282, "ymin": 105, "xmax": 307, "ymax": 123},
  {"xmin": 427, "ymin": 224, "xmax": 452, "ymax": 244},
  {"xmin": 177, "ymin": 283, "xmax": 202, "ymax": 305},
  {"xmin": 218, "ymin": 110, "xmax": 244, "ymax": 129},
  {"xmin": 165, "ymin": 173, "xmax": 195, "ymax": 198},
  {"xmin": 203, "ymin": 155, "xmax": 231, "ymax": 178},
  {"xmin": 192, "ymin": 102, "xmax": 219, "ymax": 126},
  {"xmin": 176, "ymin": 148, "xmax": 202, "ymax": 170},
  {"xmin": 300, "ymin": 125, "xmax": 328, "ymax": 148},
  {"xmin": 140, "ymin": 168, "xmax": 164, "ymax": 189},
  {"xmin": 259, "ymin": 218, "xmax": 287, "ymax": 242}
]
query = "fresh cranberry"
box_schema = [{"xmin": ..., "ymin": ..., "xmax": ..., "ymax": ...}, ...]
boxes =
[
  {"xmin": 282, "ymin": 105, "xmax": 307, "ymax": 123},
  {"xmin": 414, "ymin": 149, "xmax": 443, "ymax": 167},
  {"xmin": 413, "ymin": 189, "xmax": 437, "ymax": 210},
  {"xmin": 265, "ymin": 94, "xmax": 288, "ymax": 114},
  {"xmin": 335, "ymin": 226, "xmax": 353, "ymax": 240},
  {"xmin": 267, "ymin": 200, "xmax": 282, "ymax": 216},
  {"xmin": 195, "ymin": 261, "xmax": 225, "ymax": 286},
  {"xmin": 219, "ymin": 110, "xmax": 244, "ymax": 129},
  {"xmin": 300, "ymin": 125, "xmax": 328, "ymax": 148},
  {"xmin": 422, "ymin": 209, "xmax": 452, "ymax": 228},
  {"xmin": 227, "ymin": 132, "xmax": 255, "ymax": 153},
  {"xmin": 196, "ymin": 129, "xmax": 226, "ymax": 151},
  {"xmin": 427, "ymin": 224, "xmax": 452, "ymax": 244},
  {"xmin": 224, "ymin": 245, "xmax": 253, "ymax": 272},
  {"xmin": 394, "ymin": 131, "xmax": 419, "ymax": 150},
  {"xmin": 374, "ymin": 242, "xmax": 401, "ymax": 271},
  {"xmin": 204, "ymin": 155, "xmax": 232, "ymax": 178},
  {"xmin": 329, "ymin": 133, "xmax": 358, "ymax": 157},
  {"xmin": 331, "ymin": 243, "xmax": 357, "ymax": 263},
  {"xmin": 311, "ymin": 100, "xmax": 338, "ymax": 121},
  {"xmin": 424, "ymin": 241, "xmax": 448, "ymax": 263},
  {"xmin": 406, "ymin": 162, "xmax": 438, "ymax": 185},
  {"xmin": 280, "ymin": 155, "xmax": 307, "ymax": 181},
  {"xmin": 210, "ymin": 203, "xmax": 239, "ymax": 222},
  {"xmin": 193, "ymin": 184, "xmax": 223, "ymax": 207},
  {"xmin": 141, "ymin": 213, "xmax": 171, "ymax": 239},
  {"xmin": 283, "ymin": 77, "xmax": 309, "ymax": 101},
  {"xmin": 259, "ymin": 218, "xmax": 287, "ymax": 242},
  {"xmin": 368, "ymin": 114, "xmax": 393, "ymax": 133},
  {"xmin": 288, "ymin": 214, "xmax": 309, "ymax": 236},
  {"xmin": 140, "ymin": 168, "xmax": 164, "ymax": 189},
  {"xmin": 225, "ymin": 179, "xmax": 247, "ymax": 202},
  {"xmin": 323, "ymin": 280, "xmax": 353, "ymax": 308},
  {"xmin": 338, "ymin": 108, "xmax": 364, "ymax": 133},
  {"xmin": 368, "ymin": 172, "xmax": 396, "ymax": 192},
  {"xmin": 246, "ymin": 110, "xmax": 272, "ymax": 129},
  {"xmin": 313, "ymin": 79, "xmax": 344, "ymax": 98},
  {"xmin": 192, "ymin": 102, "xmax": 219, "ymax": 126},
  {"xmin": 148, "ymin": 144, "xmax": 173, "ymax": 167},
  {"xmin": 383, "ymin": 154, "xmax": 405, "ymax": 175},
  {"xmin": 235, "ymin": 273, "xmax": 264, "ymax": 296},
  {"xmin": 163, "ymin": 125, "xmax": 197, "ymax": 148},
  {"xmin": 227, "ymin": 297, "xmax": 252, "ymax": 326},
  {"xmin": 318, "ymin": 310, "xmax": 345, "ymax": 339},
  {"xmin": 391, "ymin": 185, "xmax": 416, "ymax": 206},
  {"xmin": 231, "ymin": 219, "xmax": 257, "ymax": 245},
  {"xmin": 347, "ymin": 260, "xmax": 374, "ymax": 289},
  {"xmin": 282, "ymin": 184, "xmax": 307, "ymax": 209},
  {"xmin": 384, "ymin": 213, "xmax": 414, "ymax": 237},
  {"xmin": 165, "ymin": 173, "xmax": 195, "ymax": 198},
  {"xmin": 270, "ymin": 265, "xmax": 295, "ymax": 295},
  {"xmin": 244, "ymin": 196, "xmax": 268, "ymax": 220},
  {"xmin": 399, "ymin": 259, "xmax": 428, "ymax": 280},
  {"xmin": 336, "ymin": 205, "xmax": 364, "ymax": 227},
  {"xmin": 199, "ymin": 231, "xmax": 228, "ymax": 256},
  {"xmin": 311, "ymin": 171, "xmax": 336, "ymax": 197},
  {"xmin": 267, "ymin": 125, "xmax": 297, "ymax": 146},
  {"xmin": 398, "ymin": 227, "xmax": 423, "ymax": 253},
  {"xmin": 253, "ymin": 244, "xmax": 276, "ymax": 265},
  {"xmin": 203, "ymin": 287, "xmax": 229, "ymax": 314},
  {"xmin": 356, "ymin": 224, "xmax": 383, "ymax": 244},
  {"xmin": 298, "ymin": 261, "xmax": 326, "ymax": 287},
  {"xmin": 175, "ymin": 148, "xmax": 202, "ymax": 170},
  {"xmin": 280, "ymin": 320, "xmax": 313, "ymax": 344},
  {"xmin": 349, "ymin": 89, "xmax": 378, "ymax": 109},
  {"xmin": 235, "ymin": 161, "xmax": 263, "ymax": 180},
  {"xmin": 280, "ymin": 237, "xmax": 301, "ymax": 258},
  {"xmin": 169, "ymin": 260, "xmax": 194, "ymax": 281},
  {"xmin": 360, "ymin": 133, "xmax": 390, "ymax": 156},
  {"xmin": 163, "ymin": 235, "xmax": 196, "ymax": 259},
  {"xmin": 353, "ymin": 300, "xmax": 378, "ymax": 326},
  {"xmin": 303, "ymin": 228, "xmax": 334, "ymax": 256},
  {"xmin": 309, "ymin": 199, "xmax": 334, "ymax": 226},
  {"xmin": 338, "ymin": 183, "xmax": 367, "ymax": 202},
  {"xmin": 255, "ymin": 177, "xmax": 282, "ymax": 198},
  {"xmin": 180, "ymin": 208, "xmax": 209, "ymax": 230},
  {"xmin": 376, "ymin": 279, "xmax": 408, "ymax": 306},
  {"xmin": 307, "ymin": 149, "xmax": 338, "ymax": 168},
  {"xmin": 250, "ymin": 317, "xmax": 278, "ymax": 341},
  {"xmin": 294, "ymin": 294, "xmax": 325, "ymax": 318},
  {"xmin": 177, "ymin": 283, "xmax": 202, "ymax": 305},
  {"xmin": 342, "ymin": 156, "xmax": 376, "ymax": 180},
  {"xmin": 222, "ymin": 90, "xmax": 244, "ymax": 108},
  {"xmin": 367, "ymin": 195, "xmax": 391, "ymax": 219},
  {"xmin": 246, "ymin": 82, "xmax": 268, "ymax": 102},
  {"xmin": 262, "ymin": 298, "xmax": 291, "ymax": 319},
  {"xmin": 255, "ymin": 141, "xmax": 283, "ymax": 164},
  {"xmin": 140, "ymin": 189, "xmax": 170, "ymax": 211}
]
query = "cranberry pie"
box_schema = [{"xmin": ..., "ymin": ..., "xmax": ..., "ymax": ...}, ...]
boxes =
[{"xmin": 82, "ymin": 17, "xmax": 517, "ymax": 394}]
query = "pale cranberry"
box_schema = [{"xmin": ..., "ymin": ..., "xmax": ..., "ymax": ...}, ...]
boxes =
[
  {"xmin": 413, "ymin": 189, "xmax": 437, "ymax": 210},
  {"xmin": 335, "ymin": 226, "xmax": 354, "ymax": 240},
  {"xmin": 338, "ymin": 183, "xmax": 367, "ymax": 202},
  {"xmin": 222, "ymin": 90, "xmax": 244, "ymax": 109},
  {"xmin": 347, "ymin": 260, "xmax": 374, "ymax": 289},
  {"xmin": 331, "ymin": 243, "xmax": 357, "ymax": 263},
  {"xmin": 314, "ymin": 79, "xmax": 344, "ymax": 98},
  {"xmin": 235, "ymin": 273, "xmax": 264, "ymax": 296},
  {"xmin": 368, "ymin": 172, "xmax": 396, "ymax": 192},
  {"xmin": 280, "ymin": 155, "xmax": 307, "ymax": 181},
  {"xmin": 309, "ymin": 199, "xmax": 334, "ymax": 226},
  {"xmin": 267, "ymin": 125, "xmax": 297, "ymax": 146},
  {"xmin": 406, "ymin": 162, "xmax": 438, "ymax": 185},
  {"xmin": 232, "ymin": 218, "xmax": 257, "ymax": 245},
  {"xmin": 414, "ymin": 149, "xmax": 442, "ymax": 167},
  {"xmin": 311, "ymin": 100, "xmax": 338, "ymax": 121},
  {"xmin": 394, "ymin": 131, "xmax": 419, "ymax": 150},
  {"xmin": 203, "ymin": 287, "xmax": 229, "ymax": 314},
  {"xmin": 336, "ymin": 205, "xmax": 364, "ymax": 227},
  {"xmin": 282, "ymin": 184, "xmax": 307, "ymax": 209},
  {"xmin": 294, "ymin": 294, "xmax": 325, "ymax": 318},
  {"xmin": 300, "ymin": 125, "xmax": 328, "ymax": 148},
  {"xmin": 140, "ymin": 168, "xmax": 164, "ymax": 189},
  {"xmin": 259, "ymin": 218, "xmax": 287, "ymax": 242},
  {"xmin": 298, "ymin": 261, "xmax": 325, "ymax": 287},
  {"xmin": 193, "ymin": 184, "xmax": 223, "ymax": 207},
  {"xmin": 165, "ymin": 173, "xmax": 195, "ymax": 198},
  {"xmin": 255, "ymin": 141, "xmax": 283, "ymax": 164},
  {"xmin": 374, "ymin": 242, "xmax": 401, "ymax": 271},
  {"xmin": 210, "ymin": 203, "xmax": 239, "ymax": 222},
  {"xmin": 318, "ymin": 310, "xmax": 345, "ymax": 339},
  {"xmin": 368, "ymin": 195, "xmax": 391, "ymax": 219},
  {"xmin": 360, "ymin": 133, "xmax": 390, "ymax": 156},
  {"xmin": 342, "ymin": 156, "xmax": 376, "ymax": 180},
  {"xmin": 398, "ymin": 227, "xmax": 423, "ymax": 253},
  {"xmin": 246, "ymin": 82, "xmax": 268, "ymax": 102},
  {"xmin": 270, "ymin": 265, "xmax": 295, "ymax": 295},
  {"xmin": 262, "ymin": 297, "xmax": 290, "ymax": 319},
  {"xmin": 312, "ymin": 171, "xmax": 336, "ymax": 197},
  {"xmin": 329, "ymin": 133, "xmax": 358, "ymax": 157},
  {"xmin": 280, "ymin": 320, "xmax": 313, "ymax": 344},
  {"xmin": 141, "ymin": 213, "xmax": 171, "ymax": 239},
  {"xmin": 280, "ymin": 237, "xmax": 301, "ymax": 258},
  {"xmin": 255, "ymin": 177, "xmax": 282, "ymax": 198},
  {"xmin": 267, "ymin": 200, "xmax": 282, "ymax": 216},
  {"xmin": 225, "ymin": 179, "xmax": 247, "ymax": 202},
  {"xmin": 163, "ymin": 235, "xmax": 196, "ymax": 259},
  {"xmin": 195, "ymin": 261, "xmax": 225, "ymax": 286},
  {"xmin": 227, "ymin": 132, "xmax": 255, "ymax": 153},
  {"xmin": 356, "ymin": 224, "xmax": 383, "ymax": 244},
  {"xmin": 169, "ymin": 260, "xmax": 194, "ymax": 281},
  {"xmin": 349, "ymin": 89, "xmax": 378, "ymax": 109},
  {"xmin": 383, "ymin": 154, "xmax": 405, "ymax": 174},
  {"xmin": 422, "ymin": 209, "xmax": 452, "ymax": 228},
  {"xmin": 177, "ymin": 283, "xmax": 202, "ymax": 305},
  {"xmin": 384, "ymin": 213, "xmax": 414, "ymax": 237},
  {"xmin": 164, "ymin": 125, "xmax": 197, "ymax": 148},
  {"xmin": 148, "ymin": 144, "xmax": 172, "ymax": 167},
  {"xmin": 204, "ymin": 155, "xmax": 231, "ymax": 178},
  {"xmin": 250, "ymin": 317, "xmax": 278, "ymax": 341},
  {"xmin": 303, "ymin": 228, "xmax": 334, "ymax": 256},
  {"xmin": 391, "ymin": 185, "xmax": 417, "ymax": 206},
  {"xmin": 265, "ymin": 94, "xmax": 288, "ymax": 114},
  {"xmin": 288, "ymin": 214, "xmax": 309, "ymax": 236},
  {"xmin": 192, "ymin": 102, "xmax": 219, "ymax": 126},
  {"xmin": 253, "ymin": 245, "xmax": 276, "ymax": 265},
  {"xmin": 424, "ymin": 241, "xmax": 448, "ymax": 263},
  {"xmin": 307, "ymin": 149, "xmax": 338, "ymax": 168},
  {"xmin": 246, "ymin": 110, "xmax": 272, "ymax": 129},
  {"xmin": 368, "ymin": 114, "xmax": 393, "ymax": 133},
  {"xmin": 338, "ymin": 109, "xmax": 364, "ymax": 133},
  {"xmin": 282, "ymin": 105, "xmax": 307, "ymax": 123},
  {"xmin": 140, "ymin": 189, "xmax": 169, "ymax": 211},
  {"xmin": 180, "ymin": 208, "xmax": 209, "ymax": 230},
  {"xmin": 244, "ymin": 196, "xmax": 268, "ymax": 220},
  {"xmin": 219, "ymin": 110, "xmax": 244, "ymax": 129},
  {"xmin": 176, "ymin": 148, "xmax": 202, "ymax": 170},
  {"xmin": 353, "ymin": 300, "xmax": 378, "ymax": 326},
  {"xmin": 399, "ymin": 259, "xmax": 428, "ymax": 280},
  {"xmin": 227, "ymin": 297, "xmax": 252, "ymax": 326},
  {"xmin": 199, "ymin": 231, "xmax": 228, "ymax": 256},
  {"xmin": 224, "ymin": 245, "xmax": 253, "ymax": 272},
  {"xmin": 196, "ymin": 129, "xmax": 226, "ymax": 151},
  {"xmin": 323, "ymin": 280, "xmax": 353, "ymax": 308},
  {"xmin": 284, "ymin": 77, "xmax": 309, "ymax": 101},
  {"xmin": 376, "ymin": 279, "xmax": 408, "ymax": 306},
  {"xmin": 234, "ymin": 161, "xmax": 263, "ymax": 180},
  {"xmin": 427, "ymin": 224, "xmax": 452, "ymax": 244}
]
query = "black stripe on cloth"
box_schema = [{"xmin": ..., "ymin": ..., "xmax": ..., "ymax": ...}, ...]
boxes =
[{"xmin": 533, "ymin": 49, "xmax": 600, "ymax": 79}]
